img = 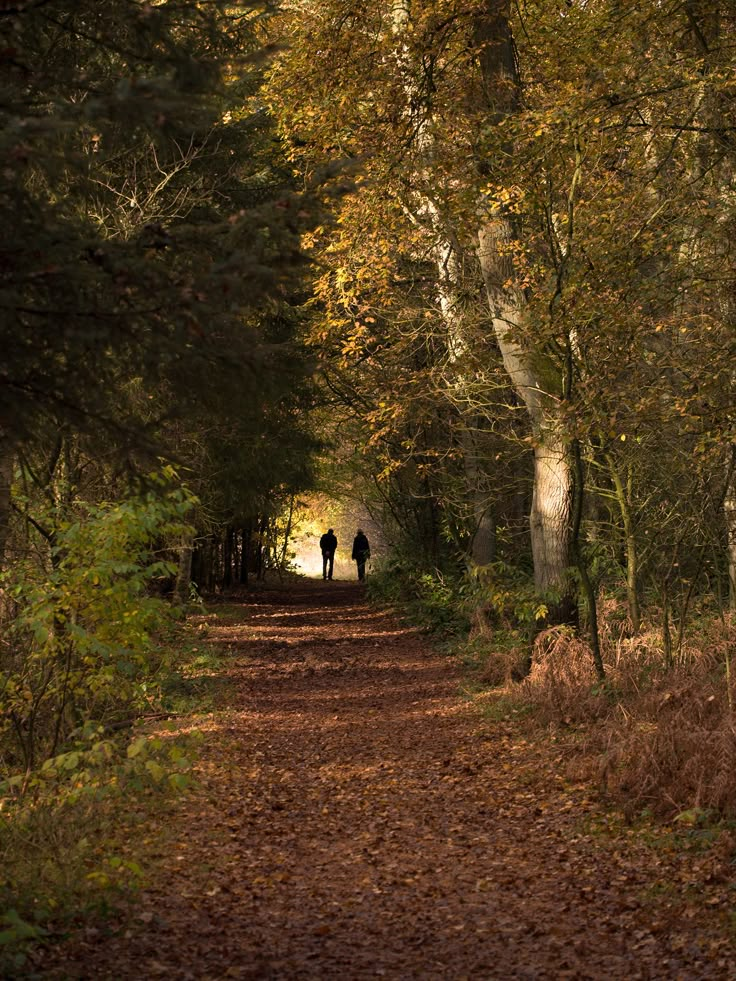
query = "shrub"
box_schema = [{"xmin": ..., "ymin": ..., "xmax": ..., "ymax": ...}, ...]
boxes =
[
  {"xmin": 514, "ymin": 598, "xmax": 736, "ymax": 820},
  {"xmin": 368, "ymin": 559, "xmax": 470, "ymax": 635},
  {"xmin": 520, "ymin": 626, "xmax": 607, "ymax": 724},
  {"xmin": 0, "ymin": 727, "xmax": 199, "ymax": 974},
  {"xmin": 0, "ymin": 477, "xmax": 195, "ymax": 774}
]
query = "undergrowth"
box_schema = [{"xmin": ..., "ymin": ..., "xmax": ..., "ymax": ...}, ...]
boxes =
[
  {"xmin": 371, "ymin": 559, "xmax": 736, "ymax": 824},
  {"xmin": 517, "ymin": 609, "xmax": 736, "ymax": 822},
  {"xmin": 368, "ymin": 558, "xmax": 472, "ymax": 636},
  {"xmin": 0, "ymin": 619, "xmax": 218, "ymax": 975}
]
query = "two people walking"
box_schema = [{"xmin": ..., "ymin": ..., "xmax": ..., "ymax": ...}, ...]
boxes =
[{"xmin": 319, "ymin": 527, "xmax": 371, "ymax": 581}]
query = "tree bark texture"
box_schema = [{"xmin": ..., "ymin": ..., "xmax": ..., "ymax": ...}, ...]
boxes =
[
  {"xmin": 477, "ymin": 217, "xmax": 575, "ymax": 612},
  {"xmin": 528, "ymin": 431, "xmax": 574, "ymax": 604}
]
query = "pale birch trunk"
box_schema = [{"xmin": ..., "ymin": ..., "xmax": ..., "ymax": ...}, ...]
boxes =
[
  {"xmin": 395, "ymin": 0, "xmax": 575, "ymax": 601},
  {"xmin": 477, "ymin": 221, "xmax": 575, "ymax": 613},
  {"xmin": 474, "ymin": 2, "xmax": 575, "ymax": 619},
  {"xmin": 529, "ymin": 431, "xmax": 575, "ymax": 602}
]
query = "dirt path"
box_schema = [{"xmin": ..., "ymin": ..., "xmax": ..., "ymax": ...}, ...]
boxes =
[{"xmin": 40, "ymin": 580, "xmax": 734, "ymax": 979}]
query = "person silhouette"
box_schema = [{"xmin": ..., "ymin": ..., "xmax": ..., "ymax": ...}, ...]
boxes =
[
  {"xmin": 351, "ymin": 529, "xmax": 370, "ymax": 582},
  {"xmin": 319, "ymin": 528, "xmax": 337, "ymax": 580}
]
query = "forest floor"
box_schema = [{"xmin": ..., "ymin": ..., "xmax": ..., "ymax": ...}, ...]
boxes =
[{"xmin": 35, "ymin": 578, "xmax": 736, "ymax": 980}]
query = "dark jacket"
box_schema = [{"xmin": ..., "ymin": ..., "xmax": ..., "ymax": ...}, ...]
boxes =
[
  {"xmin": 352, "ymin": 533, "xmax": 370, "ymax": 561},
  {"xmin": 320, "ymin": 532, "xmax": 337, "ymax": 554}
]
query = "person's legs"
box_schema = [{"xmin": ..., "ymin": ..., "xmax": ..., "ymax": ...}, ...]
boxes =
[
  {"xmin": 322, "ymin": 552, "xmax": 328, "ymax": 580},
  {"xmin": 328, "ymin": 552, "xmax": 334, "ymax": 580},
  {"xmin": 357, "ymin": 559, "xmax": 365, "ymax": 581}
]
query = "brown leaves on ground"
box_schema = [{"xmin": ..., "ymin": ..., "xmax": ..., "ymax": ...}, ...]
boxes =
[{"xmin": 37, "ymin": 581, "xmax": 736, "ymax": 979}]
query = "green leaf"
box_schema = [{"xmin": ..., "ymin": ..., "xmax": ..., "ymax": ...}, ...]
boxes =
[
  {"xmin": 168, "ymin": 772, "xmax": 191, "ymax": 791},
  {"xmin": 144, "ymin": 760, "xmax": 165, "ymax": 782},
  {"xmin": 127, "ymin": 736, "xmax": 148, "ymax": 759}
]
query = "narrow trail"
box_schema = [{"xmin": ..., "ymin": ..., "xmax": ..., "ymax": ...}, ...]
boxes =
[{"xmin": 43, "ymin": 580, "xmax": 733, "ymax": 979}]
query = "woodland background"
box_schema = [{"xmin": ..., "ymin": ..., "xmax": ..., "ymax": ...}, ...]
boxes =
[{"xmin": 2, "ymin": 0, "xmax": 736, "ymax": 965}]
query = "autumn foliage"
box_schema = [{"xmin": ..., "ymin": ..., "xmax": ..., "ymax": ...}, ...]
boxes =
[{"xmin": 5, "ymin": 0, "xmax": 736, "ymax": 970}]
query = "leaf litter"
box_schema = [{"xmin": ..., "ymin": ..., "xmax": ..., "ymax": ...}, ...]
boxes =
[{"xmin": 36, "ymin": 580, "xmax": 736, "ymax": 979}]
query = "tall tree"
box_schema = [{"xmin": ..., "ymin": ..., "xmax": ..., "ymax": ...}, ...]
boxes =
[{"xmin": 270, "ymin": 0, "xmax": 736, "ymax": 648}]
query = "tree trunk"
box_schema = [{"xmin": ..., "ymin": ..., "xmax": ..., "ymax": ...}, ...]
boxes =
[
  {"xmin": 197, "ymin": 539, "xmax": 214, "ymax": 594},
  {"xmin": 241, "ymin": 523, "xmax": 251, "ymax": 585},
  {"xmin": 462, "ymin": 426, "xmax": 496, "ymax": 565},
  {"xmin": 571, "ymin": 440, "xmax": 604, "ymax": 678},
  {"xmin": 528, "ymin": 432, "xmax": 575, "ymax": 617},
  {"xmin": 255, "ymin": 516, "xmax": 268, "ymax": 580},
  {"xmin": 474, "ymin": 1, "xmax": 576, "ymax": 622},
  {"xmin": 723, "ymin": 445, "xmax": 736, "ymax": 610},
  {"xmin": 471, "ymin": 504, "xmax": 496, "ymax": 566},
  {"xmin": 174, "ymin": 532, "xmax": 194, "ymax": 605},
  {"xmin": 280, "ymin": 496, "xmax": 296, "ymax": 571},
  {"xmin": 223, "ymin": 526, "xmax": 233, "ymax": 588},
  {"xmin": 0, "ymin": 438, "xmax": 13, "ymax": 571},
  {"xmin": 476, "ymin": 217, "xmax": 576, "ymax": 619},
  {"xmin": 607, "ymin": 454, "xmax": 642, "ymax": 631}
]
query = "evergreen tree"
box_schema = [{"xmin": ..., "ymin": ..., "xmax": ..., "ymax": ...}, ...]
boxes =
[{"xmin": 0, "ymin": 0, "xmax": 317, "ymax": 561}]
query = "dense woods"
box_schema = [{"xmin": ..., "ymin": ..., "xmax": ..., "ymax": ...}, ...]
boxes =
[
  {"xmin": 270, "ymin": 0, "xmax": 736, "ymax": 636},
  {"xmin": 1, "ymin": 0, "xmax": 317, "ymax": 770},
  {"xmin": 0, "ymin": 2, "xmax": 320, "ymax": 953},
  {"xmin": 3, "ymin": 0, "xmax": 736, "ymax": 968},
  {"xmin": 266, "ymin": 0, "xmax": 736, "ymax": 828}
]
